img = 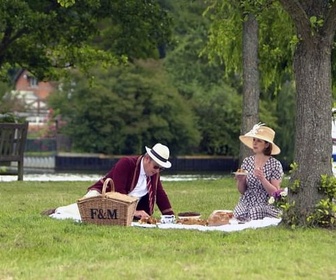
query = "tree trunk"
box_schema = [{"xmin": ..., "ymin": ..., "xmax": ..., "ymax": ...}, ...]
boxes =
[
  {"xmin": 240, "ymin": 13, "xmax": 260, "ymax": 164},
  {"xmin": 290, "ymin": 38, "xmax": 333, "ymax": 225},
  {"xmin": 278, "ymin": 0, "xmax": 336, "ymax": 227}
]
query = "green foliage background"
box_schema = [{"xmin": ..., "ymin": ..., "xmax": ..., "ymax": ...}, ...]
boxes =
[
  {"xmin": 0, "ymin": 0, "xmax": 298, "ymax": 161},
  {"xmin": 49, "ymin": 61, "xmax": 200, "ymax": 155}
]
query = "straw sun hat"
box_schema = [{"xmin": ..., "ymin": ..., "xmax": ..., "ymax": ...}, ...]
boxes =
[
  {"xmin": 239, "ymin": 123, "xmax": 281, "ymax": 155},
  {"xmin": 145, "ymin": 143, "xmax": 172, "ymax": 168}
]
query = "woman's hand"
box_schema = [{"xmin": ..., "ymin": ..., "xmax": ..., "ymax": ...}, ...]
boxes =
[
  {"xmin": 254, "ymin": 168, "xmax": 280, "ymax": 195},
  {"xmin": 235, "ymin": 174, "xmax": 247, "ymax": 181},
  {"xmin": 254, "ymin": 167, "xmax": 265, "ymax": 180}
]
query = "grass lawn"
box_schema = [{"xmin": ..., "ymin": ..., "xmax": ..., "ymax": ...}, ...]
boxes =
[{"xmin": 0, "ymin": 177, "xmax": 336, "ymax": 280}]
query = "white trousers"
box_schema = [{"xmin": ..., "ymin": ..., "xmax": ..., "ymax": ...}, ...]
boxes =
[{"xmin": 49, "ymin": 190, "xmax": 101, "ymax": 221}]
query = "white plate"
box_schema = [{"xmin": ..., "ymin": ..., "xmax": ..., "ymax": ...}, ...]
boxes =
[{"xmin": 232, "ymin": 172, "xmax": 248, "ymax": 176}]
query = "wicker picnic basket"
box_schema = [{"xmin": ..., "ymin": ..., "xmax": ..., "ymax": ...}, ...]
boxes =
[{"xmin": 77, "ymin": 178, "xmax": 139, "ymax": 226}]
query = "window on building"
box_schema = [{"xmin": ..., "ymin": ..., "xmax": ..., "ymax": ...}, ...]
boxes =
[{"xmin": 28, "ymin": 76, "xmax": 38, "ymax": 87}]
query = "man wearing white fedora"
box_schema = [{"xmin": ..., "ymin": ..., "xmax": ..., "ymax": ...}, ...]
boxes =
[{"xmin": 86, "ymin": 143, "xmax": 174, "ymax": 219}]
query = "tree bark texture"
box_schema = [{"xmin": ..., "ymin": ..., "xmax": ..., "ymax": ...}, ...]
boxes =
[
  {"xmin": 240, "ymin": 13, "xmax": 260, "ymax": 164},
  {"xmin": 292, "ymin": 40, "xmax": 333, "ymax": 220},
  {"xmin": 279, "ymin": 0, "xmax": 336, "ymax": 225}
]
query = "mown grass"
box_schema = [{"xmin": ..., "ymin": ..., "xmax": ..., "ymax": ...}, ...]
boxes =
[{"xmin": 0, "ymin": 178, "xmax": 336, "ymax": 280}]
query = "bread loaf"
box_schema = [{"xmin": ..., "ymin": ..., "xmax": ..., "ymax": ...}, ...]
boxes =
[{"xmin": 207, "ymin": 210, "xmax": 232, "ymax": 226}]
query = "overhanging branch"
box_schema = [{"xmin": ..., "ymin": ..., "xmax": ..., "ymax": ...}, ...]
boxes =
[{"xmin": 278, "ymin": 0, "xmax": 312, "ymax": 41}]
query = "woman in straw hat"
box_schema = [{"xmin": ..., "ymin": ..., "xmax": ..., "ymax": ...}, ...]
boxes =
[{"xmin": 233, "ymin": 123, "xmax": 284, "ymax": 220}]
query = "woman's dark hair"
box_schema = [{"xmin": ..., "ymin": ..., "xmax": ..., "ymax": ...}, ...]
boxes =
[{"xmin": 264, "ymin": 143, "xmax": 272, "ymax": 156}]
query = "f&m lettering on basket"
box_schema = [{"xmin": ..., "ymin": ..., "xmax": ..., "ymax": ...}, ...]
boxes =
[
  {"xmin": 90, "ymin": 208, "xmax": 118, "ymax": 220},
  {"xmin": 78, "ymin": 178, "xmax": 139, "ymax": 226}
]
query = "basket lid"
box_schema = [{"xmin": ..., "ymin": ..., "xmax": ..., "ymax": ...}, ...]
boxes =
[{"xmin": 105, "ymin": 191, "xmax": 138, "ymax": 203}]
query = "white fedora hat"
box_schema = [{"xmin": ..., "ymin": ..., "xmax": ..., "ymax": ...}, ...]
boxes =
[
  {"xmin": 145, "ymin": 143, "xmax": 172, "ymax": 168},
  {"xmin": 239, "ymin": 123, "xmax": 281, "ymax": 155}
]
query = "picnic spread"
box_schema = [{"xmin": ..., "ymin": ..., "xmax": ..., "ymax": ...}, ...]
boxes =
[
  {"xmin": 47, "ymin": 177, "xmax": 281, "ymax": 232},
  {"xmin": 132, "ymin": 217, "xmax": 281, "ymax": 232},
  {"xmin": 49, "ymin": 203, "xmax": 281, "ymax": 233}
]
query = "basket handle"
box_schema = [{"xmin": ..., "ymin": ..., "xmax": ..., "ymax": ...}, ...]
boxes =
[{"xmin": 102, "ymin": 178, "xmax": 115, "ymax": 196}]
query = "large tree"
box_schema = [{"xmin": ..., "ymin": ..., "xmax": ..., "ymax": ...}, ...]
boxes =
[
  {"xmin": 278, "ymin": 0, "xmax": 336, "ymax": 226},
  {"xmin": 204, "ymin": 0, "xmax": 336, "ymax": 226}
]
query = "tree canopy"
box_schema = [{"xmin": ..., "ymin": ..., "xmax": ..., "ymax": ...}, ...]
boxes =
[
  {"xmin": 0, "ymin": 0, "xmax": 172, "ymax": 81},
  {"xmin": 203, "ymin": 0, "xmax": 295, "ymax": 92}
]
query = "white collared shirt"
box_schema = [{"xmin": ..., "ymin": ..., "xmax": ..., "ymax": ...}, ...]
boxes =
[{"xmin": 128, "ymin": 158, "xmax": 148, "ymax": 198}]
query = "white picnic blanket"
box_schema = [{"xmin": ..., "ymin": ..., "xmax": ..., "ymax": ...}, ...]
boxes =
[
  {"xmin": 49, "ymin": 203, "xmax": 281, "ymax": 232},
  {"xmin": 131, "ymin": 218, "xmax": 281, "ymax": 232}
]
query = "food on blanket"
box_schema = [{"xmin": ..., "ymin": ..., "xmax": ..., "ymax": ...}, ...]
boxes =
[
  {"xmin": 178, "ymin": 211, "xmax": 200, "ymax": 217},
  {"xmin": 236, "ymin": 168, "xmax": 248, "ymax": 174},
  {"xmin": 222, "ymin": 210, "xmax": 234, "ymax": 219},
  {"xmin": 178, "ymin": 212, "xmax": 201, "ymax": 219},
  {"xmin": 207, "ymin": 210, "xmax": 232, "ymax": 226},
  {"xmin": 233, "ymin": 168, "xmax": 248, "ymax": 176},
  {"xmin": 138, "ymin": 216, "xmax": 157, "ymax": 224},
  {"xmin": 176, "ymin": 218, "xmax": 208, "ymax": 226}
]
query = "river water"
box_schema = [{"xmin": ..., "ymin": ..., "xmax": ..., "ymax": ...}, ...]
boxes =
[{"xmin": 0, "ymin": 170, "xmax": 226, "ymax": 182}]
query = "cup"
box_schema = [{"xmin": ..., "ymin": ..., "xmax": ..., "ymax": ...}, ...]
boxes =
[{"xmin": 160, "ymin": 215, "xmax": 175, "ymax": 224}]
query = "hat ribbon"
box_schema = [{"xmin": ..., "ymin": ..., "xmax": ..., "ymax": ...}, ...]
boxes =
[{"xmin": 150, "ymin": 149, "xmax": 168, "ymax": 162}]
